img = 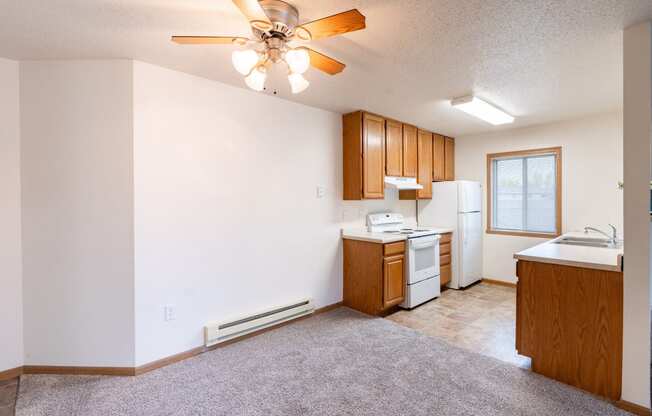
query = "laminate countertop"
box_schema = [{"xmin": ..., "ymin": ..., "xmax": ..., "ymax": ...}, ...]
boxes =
[
  {"xmin": 341, "ymin": 227, "xmax": 454, "ymax": 244},
  {"xmin": 513, "ymin": 232, "xmax": 623, "ymax": 272}
]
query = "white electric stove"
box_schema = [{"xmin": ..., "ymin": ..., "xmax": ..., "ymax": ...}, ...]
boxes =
[{"xmin": 367, "ymin": 213, "xmax": 441, "ymax": 309}]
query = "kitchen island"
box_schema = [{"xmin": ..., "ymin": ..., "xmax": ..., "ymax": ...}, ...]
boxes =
[{"xmin": 513, "ymin": 232, "xmax": 624, "ymax": 400}]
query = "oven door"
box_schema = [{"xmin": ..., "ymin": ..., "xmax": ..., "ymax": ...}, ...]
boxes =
[{"xmin": 407, "ymin": 235, "xmax": 440, "ymax": 284}]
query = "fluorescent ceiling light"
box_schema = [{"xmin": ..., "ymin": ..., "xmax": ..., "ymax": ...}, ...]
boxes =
[{"xmin": 451, "ymin": 96, "xmax": 514, "ymax": 125}]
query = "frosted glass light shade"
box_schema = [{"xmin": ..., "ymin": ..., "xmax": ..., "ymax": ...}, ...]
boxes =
[
  {"xmin": 245, "ymin": 66, "xmax": 266, "ymax": 91},
  {"xmin": 232, "ymin": 49, "xmax": 259, "ymax": 75},
  {"xmin": 285, "ymin": 48, "xmax": 310, "ymax": 74},
  {"xmin": 288, "ymin": 72, "xmax": 309, "ymax": 94}
]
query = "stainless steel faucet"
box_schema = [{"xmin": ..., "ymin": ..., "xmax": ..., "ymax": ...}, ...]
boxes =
[{"xmin": 583, "ymin": 224, "xmax": 617, "ymax": 243}]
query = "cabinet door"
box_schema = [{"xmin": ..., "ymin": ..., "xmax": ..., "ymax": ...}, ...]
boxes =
[
  {"xmin": 432, "ymin": 134, "xmax": 446, "ymax": 181},
  {"xmin": 444, "ymin": 137, "xmax": 455, "ymax": 181},
  {"xmin": 402, "ymin": 124, "xmax": 418, "ymax": 178},
  {"xmin": 416, "ymin": 129, "xmax": 433, "ymax": 199},
  {"xmin": 440, "ymin": 264, "xmax": 452, "ymax": 286},
  {"xmin": 383, "ymin": 254, "xmax": 405, "ymax": 308},
  {"xmin": 385, "ymin": 120, "xmax": 403, "ymax": 177},
  {"xmin": 363, "ymin": 113, "xmax": 385, "ymax": 199}
]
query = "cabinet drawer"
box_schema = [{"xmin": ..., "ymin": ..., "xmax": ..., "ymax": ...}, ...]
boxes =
[
  {"xmin": 440, "ymin": 254, "xmax": 451, "ymax": 266},
  {"xmin": 439, "ymin": 233, "xmax": 452, "ymax": 244},
  {"xmin": 384, "ymin": 241, "xmax": 405, "ymax": 256},
  {"xmin": 440, "ymin": 264, "xmax": 452, "ymax": 286},
  {"xmin": 440, "ymin": 242, "xmax": 451, "ymax": 255}
]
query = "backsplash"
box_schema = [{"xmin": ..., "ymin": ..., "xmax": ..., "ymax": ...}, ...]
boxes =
[{"xmin": 340, "ymin": 189, "xmax": 417, "ymax": 229}]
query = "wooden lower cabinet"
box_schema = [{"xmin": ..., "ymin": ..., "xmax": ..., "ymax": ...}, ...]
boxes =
[
  {"xmin": 343, "ymin": 239, "xmax": 405, "ymax": 315},
  {"xmin": 516, "ymin": 260, "xmax": 623, "ymax": 400},
  {"xmin": 439, "ymin": 232, "xmax": 452, "ymax": 286},
  {"xmin": 383, "ymin": 255, "xmax": 405, "ymax": 308},
  {"xmin": 440, "ymin": 264, "xmax": 452, "ymax": 286}
]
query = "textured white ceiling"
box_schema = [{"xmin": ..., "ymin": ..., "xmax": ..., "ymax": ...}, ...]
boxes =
[{"xmin": 1, "ymin": 0, "xmax": 651, "ymax": 135}]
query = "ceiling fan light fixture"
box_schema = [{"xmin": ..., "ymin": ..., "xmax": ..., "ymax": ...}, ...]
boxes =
[
  {"xmin": 288, "ymin": 72, "xmax": 309, "ymax": 94},
  {"xmin": 232, "ymin": 49, "xmax": 260, "ymax": 75},
  {"xmin": 245, "ymin": 66, "xmax": 267, "ymax": 91},
  {"xmin": 172, "ymin": 3, "xmax": 367, "ymax": 93},
  {"xmin": 451, "ymin": 95, "xmax": 514, "ymax": 125},
  {"xmin": 285, "ymin": 47, "xmax": 310, "ymax": 74}
]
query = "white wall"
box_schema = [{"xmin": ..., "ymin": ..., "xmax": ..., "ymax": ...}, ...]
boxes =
[
  {"xmin": 455, "ymin": 113, "xmax": 623, "ymax": 283},
  {"xmin": 20, "ymin": 61, "xmax": 135, "ymax": 366},
  {"xmin": 14, "ymin": 59, "xmax": 413, "ymax": 368},
  {"xmin": 622, "ymin": 21, "xmax": 651, "ymax": 408},
  {"xmin": 132, "ymin": 61, "xmax": 415, "ymax": 365},
  {"xmin": 0, "ymin": 58, "xmax": 23, "ymax": 372}
]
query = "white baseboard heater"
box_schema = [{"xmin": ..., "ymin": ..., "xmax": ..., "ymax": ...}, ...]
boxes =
[{"xmin": 204, "ymin": 298, "xmax": 314, "ymax": 347}]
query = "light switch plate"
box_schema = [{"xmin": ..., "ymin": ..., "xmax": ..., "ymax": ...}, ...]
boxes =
[
  {"xmin": 164, "ymin": 305, "xmax": 176, "ymax": 321},
  {"xmin": 316, "ymin": 186, "xmax": 325, "ymax": 198}
]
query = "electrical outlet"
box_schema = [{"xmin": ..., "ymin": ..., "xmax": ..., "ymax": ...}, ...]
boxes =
[
  {"xmin": 316, "ymin": 186, "xmax": 325, "ymax": 198},
  {"xmin": 164, "ymin": 305, "xmax": 176, "ymax": 322}
]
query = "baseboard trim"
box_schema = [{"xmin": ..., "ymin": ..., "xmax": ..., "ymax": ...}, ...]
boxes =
[
  {"xmin": 23, "ymin": 365, "xmax": 135, "ymax": 376},
  {"xmin": 16, "ymin": 301, "xmax": 344, "ymax": 378},
  {"xmin": 0, "ymin": 366, "xmax": 23, "ymax": 381},
  {"xmin": 134, "ymin": 346, "xmax": 204, "ymax": 376},
  {"xmin": 482, "ymin": 278, "xmax": 517, "ymax": 288},
  {"xmin": 614, "ymin": 400, "xmax": 651, "ymax": 416},
  {"xmin": 315, "ymin": 301, "xmax": 343, "ymax": 314},
  {"xmin": 134, "ymin": 300, "xmax": 344, "ymax": 376}
]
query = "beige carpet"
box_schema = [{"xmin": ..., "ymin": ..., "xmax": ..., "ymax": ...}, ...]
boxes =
[{"xmin": 16, "ymin": 308, "xmax": 627, "ymax": 415}]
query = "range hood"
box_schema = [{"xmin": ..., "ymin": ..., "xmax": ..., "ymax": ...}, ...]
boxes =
[{"xmin": 384, "ymin": 176, "xmax": 423, "ymax": 190}]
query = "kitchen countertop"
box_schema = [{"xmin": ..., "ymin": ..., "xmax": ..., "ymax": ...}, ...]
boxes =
[
  {"xmin": 341, "ymin": 227, "xmax": 455, "ymax": 243},
  {"xmin": 513, "ymin": 231, "xmax": 623, "ymax": 272}
]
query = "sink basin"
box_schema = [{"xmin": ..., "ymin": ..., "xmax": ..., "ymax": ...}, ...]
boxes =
[{"xmin": 553, "ymin": 236, "xmax": 622, "ymax": 249}]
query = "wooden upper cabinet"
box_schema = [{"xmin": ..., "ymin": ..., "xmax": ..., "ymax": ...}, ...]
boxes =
[
  {"xmin": 416, "ymin": 129, "xmax": 433, "ymax": 199},
  {"xmin": 444, "ymin": 137, "xmax": 455, "ymax": 181},
  {"xmin": 363, "ymin": 113, "xmax": 385, "ymax": 198},
  {"xmin": 342, "ymin": 111, "xmax": 385, "ymax": 200},
  {"xmin": 343, "ymin": 110, "xmax": 454, "ymax": 200},
  {"xmin": 399, "ymin": 129, "xmax": 433, "ymax": 200},
  {"xmin": 402, "ymin": 124, "xmax": 418, "ymax": 177},
  {"xmin": 385, "ymin": 120, "xmax": 403, "ymax": 177},
  {"xmin": 432, "ymin": 133, "xmax": 446, "ymax": 181}
]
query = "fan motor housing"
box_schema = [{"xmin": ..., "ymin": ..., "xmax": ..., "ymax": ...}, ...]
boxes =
[{"xmin": 259, "ymin": 0, "xmax": 299, "ymax": 37}]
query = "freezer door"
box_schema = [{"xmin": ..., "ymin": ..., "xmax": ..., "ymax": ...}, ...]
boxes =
[
  {"xmin": 458, "ymin": 211, "xmax": 482, "ymax": 287},
  {"xmin": 418, "ymin": 182, "xmax": 458, "ymax": 228},
  {"xmin": 458, "ymin": 181, "xmax": 482, "ymax": 213}
]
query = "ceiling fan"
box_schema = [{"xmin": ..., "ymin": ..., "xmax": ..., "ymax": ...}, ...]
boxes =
[{"xmin": 171, "ymin": 0, "xmax": 366, "ymax": 94}]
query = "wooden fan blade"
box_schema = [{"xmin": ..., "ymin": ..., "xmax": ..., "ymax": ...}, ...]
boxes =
[
  {"xmin": 307, "ymin": 48, "xmax": 345, "ymax": 75},
  {"xmin": 297, "ymin": 9, "xmax": 365, "ymax": 40},
  {"xmin": 232, "ymin": 0, "xmax": 271, "ymax": 28},
  {"xmin": 171, "ymin": 36, "xmax": 248, "ymax": 45}
]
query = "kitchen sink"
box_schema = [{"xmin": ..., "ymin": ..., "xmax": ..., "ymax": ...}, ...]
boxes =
[{"xmin": 553, "ymin": 236, "xmax": 622, "ymax": 249}]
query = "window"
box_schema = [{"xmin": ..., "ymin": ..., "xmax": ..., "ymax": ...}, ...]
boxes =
[{"xmin": 487, "ymin": 147, "xmax": 561, "ymax": 237}]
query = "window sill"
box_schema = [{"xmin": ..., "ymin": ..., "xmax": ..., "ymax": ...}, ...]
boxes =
[{"xmin": 486, "ymin": 229, "xmax": 560, "ymax": 239}]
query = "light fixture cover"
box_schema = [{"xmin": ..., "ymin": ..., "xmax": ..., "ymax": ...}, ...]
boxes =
[
  {"xmin": 232, "ymin": 49, "xmax": 259, "ymax": 75},
  {"xmin": 285, "ymin": 48, "xmax": 310, "ymax": 74},
  {"xmin": 288, "ymin": 73, "xmax": 309, "ymax": 94},
  {"xmin": 451, "ymin": 96, "xmax": 514, "ymax": 125},
  {"xmin": 245, "ymin": 66, "xmax": 266, "ymax": 91}
]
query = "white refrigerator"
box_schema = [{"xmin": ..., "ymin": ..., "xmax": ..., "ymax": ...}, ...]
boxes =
[{"xmin": 417, "ymin": 181, "xmax": 482, "ymax": 289}]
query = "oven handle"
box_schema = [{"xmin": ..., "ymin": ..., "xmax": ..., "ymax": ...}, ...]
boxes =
[{"xmin": 411, "ymin": 240, "xmax": 436, "ymax": 250}]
